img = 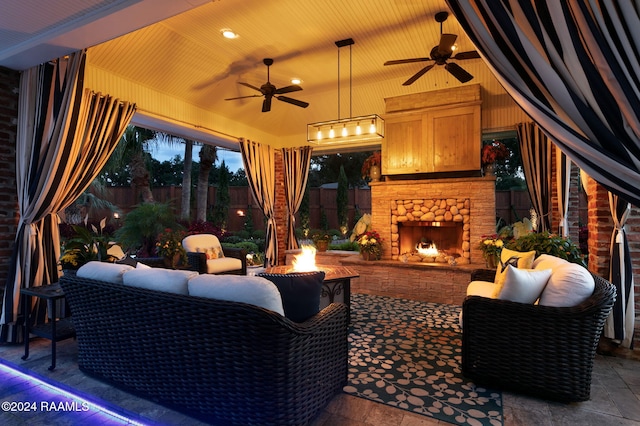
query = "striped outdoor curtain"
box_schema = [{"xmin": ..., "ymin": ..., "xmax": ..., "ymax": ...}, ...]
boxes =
[
  {"xmin": 447, "ymin": 1, "xmax": 640, "ymax": 207},
  {"xmin": 516, "ymin": 122, "xmax": 552, "ymax": 232},
  {"xmin": 556, "ymin": 146, "xmax": 572, "ymax": 237},
  {"xmin": 0, "ymin": 50, "xmax": 136, "ymax": 343},
  {"xmin": 282, "ymin": 146, "xmax": 313, "ymax": 250},
  {"xmin": 604, "ymin": 193, "xmax": 635, "ymax": 348},
  {"xmin": 239, "ymin": 139, "xmax": 277, "ymax": 267}
]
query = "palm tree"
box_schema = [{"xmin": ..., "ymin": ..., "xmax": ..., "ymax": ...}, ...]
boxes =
[
  {"xmin": 180, "ymin": 139, "xmax": 194, "ymax": 221},
  {"xmin": 106, "ymin": 126, "xmax": 156, "ymax": 202},
  {"xmin": 196, "ymin": 144, "xmax": 217, "ymax": 222}
]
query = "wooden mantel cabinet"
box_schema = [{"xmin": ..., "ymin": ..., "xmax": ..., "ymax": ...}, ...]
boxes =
[{"xmin": 382, "ymin": 101, "xmax": 481, "ymax": 175}]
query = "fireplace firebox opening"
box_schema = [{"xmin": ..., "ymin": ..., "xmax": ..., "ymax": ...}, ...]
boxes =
[{"xmin": 391, "ymin": 198, "xmax": 470, "ymax": 264}]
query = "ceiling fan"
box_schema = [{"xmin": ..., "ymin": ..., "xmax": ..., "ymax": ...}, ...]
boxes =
[
  {"xmin": 384, "ymin": 11, "xmax": 480, "ymax": 85},
  {"xmin": 225, "ymin": 58, "xmax": 309, "ymax": 112}
]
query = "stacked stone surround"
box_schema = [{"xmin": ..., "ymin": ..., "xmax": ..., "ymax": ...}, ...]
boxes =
[
  {"xmin": 391, "ymin": 197, "xmax": 471, "ymax": 262},
  {"xmin": 370, "ymin": 177, "xmax": 497, "ymax": 265}
]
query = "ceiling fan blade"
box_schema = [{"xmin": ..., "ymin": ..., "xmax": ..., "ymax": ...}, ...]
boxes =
[
  {"xmin": 275, "ymin": 85, "xmax": 302, "ymax": 95},
  {"xmin": 445, "ymin": 62, "xmax": 474, "ymax": 83},
  {"xmin": 453, "ymin": 50, "xmax": 481, "ymax": 60},
  {"xmin": 402, "ymin": 64, "xmax": 435, "ymax": 86},
  {"xmin": 438, "ymin": 33, "xmax": 457, "ymax": 55},
  {"xmin": 224, "ymin": 94, "xmax": 262, "ymax": 101},
  {"xmin": 384, "ymin": 57, "xmax": 432, "ymax": 66},
  {"xmin": 238, "ymin": 82, "xmax": 263, "ymax": 92},
  {"xmin": 276, "ymin": 95, "xmax": 309, "ymax": 108},
  {"xmin": 262, "ymin": 96, "xmax": 272, "ymax": 112}
]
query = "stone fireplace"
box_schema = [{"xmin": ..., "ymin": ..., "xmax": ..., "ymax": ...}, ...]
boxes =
[
  {"xmin": 393, "ymin": 198, "xmax": 469, "ymax": 262},
  {"xmin": 370, "ymin": 177, "xmax": 497, "ymax": 265}
]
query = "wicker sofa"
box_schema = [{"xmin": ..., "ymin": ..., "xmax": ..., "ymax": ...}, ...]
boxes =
[
  {"xmin": 461, "ymin": 267, "xmax": 616, "ymax": 402},
  {"xmin": 59, "ymin": 272, "xmax": 348, "ymax": 425}
]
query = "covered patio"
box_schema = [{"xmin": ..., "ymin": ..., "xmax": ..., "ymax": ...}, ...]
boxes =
[{"xmin": 0, "ymin": 1, "xmax": 639, "ymax": 424}]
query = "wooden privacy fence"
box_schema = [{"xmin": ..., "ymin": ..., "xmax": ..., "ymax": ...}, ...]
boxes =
[
  {"xmin": 103, "ymin": 186, "xmax": 373, "ymax": 233},
  {"xmin": 101, "ymin": 186, "xmax": 538, "ymax": 233}
]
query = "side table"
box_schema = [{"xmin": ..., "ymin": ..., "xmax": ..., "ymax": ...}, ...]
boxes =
[{"xmin": 21, "ymin": 283, "xmax": 75, "ymax": 370}]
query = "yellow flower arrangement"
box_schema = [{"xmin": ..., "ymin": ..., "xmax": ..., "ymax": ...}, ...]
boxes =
[{"xmin": 478, "ymin": 234, "xmax": 504, "ymax": 264}]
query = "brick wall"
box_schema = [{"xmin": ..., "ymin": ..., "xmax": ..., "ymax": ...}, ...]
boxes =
[{"xmin": 0, "ymin": 66, "xmax": 19, "ymax": 289}]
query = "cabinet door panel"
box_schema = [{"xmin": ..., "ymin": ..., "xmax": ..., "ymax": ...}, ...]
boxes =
[
  {"xmin": 430, "ymin": 106, "xmax": 480, "ymax": 171},
  {"xmin": 383, "ymin": 115, "xmax": 425, "ymax": 174}
]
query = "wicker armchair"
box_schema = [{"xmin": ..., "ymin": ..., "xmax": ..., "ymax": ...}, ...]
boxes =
[
  {"xmin": 462, "ymin": 270, "xmax": 616, "ymax": 402},
  {"xmin": 182, "ymin": 234, "xmax": 247, "ymax": 275},
  {"xmin": 60, "ymin": 274, "xmax": 348, "ymax": 425}
]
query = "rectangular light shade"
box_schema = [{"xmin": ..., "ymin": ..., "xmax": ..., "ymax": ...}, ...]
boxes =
[{"xmin": 307, "ymin": 114, "xmax": 384, "ymax": 144}]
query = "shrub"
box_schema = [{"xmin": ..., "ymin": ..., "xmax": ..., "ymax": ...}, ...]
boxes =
[
  {"xmin": 115, "ymin": 202, "xmax": 181, "ymax": 257},
  {"xmin": 187, "ymin": 220, "xmax": 225, "ymax": 238},
  {"xmin": 223, "ymin": 241, "xmax": 259, "ymax": 253},
  {"xmin": 330, "ymin": 241, "xmax": 359, "ymax": 251}
]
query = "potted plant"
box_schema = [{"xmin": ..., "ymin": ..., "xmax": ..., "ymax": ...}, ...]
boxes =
[
  {"xmin": 356, "ymin": 229, "xmax": 383, "ymax": 260},
  {"xmin": 155, "ymin": 228, "xmax": 188, "ymax": 269},
  {"xmin": 361, "ymin": 151, "xmax": 382, "ymax": 183},
  {"xmin": 481, "ymin": 141, "xmax": 510, "ymax": 175},
  {"xmin": 59, "ymin": 218, "xmax": 118, "ymax": 270},
  {"xmin": 312, "ymin": 233, "xmax": 331, "ymax": 252}
]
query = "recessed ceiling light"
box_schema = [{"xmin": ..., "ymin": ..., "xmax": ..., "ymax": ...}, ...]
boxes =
[
  {"xmin": 221, "ymin": 29, "xmax": 238, "ymax": 39},
  {"xmin": 291, "ymin": 78, "xmax": 302, "ymax": 85}
]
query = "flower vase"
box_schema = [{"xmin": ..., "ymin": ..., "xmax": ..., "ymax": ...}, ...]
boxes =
[
  {"xmin": 361, "ymin": 251, "xmax": 378, "ymax": 261},
  {"xmin": 485, "ymin": 254, "xmax": 498, "ymax": 269},
  {"xmin": 369, "ymin": 165, "xmax": 381, "ymax": 183},
  {"xmin": 483, "ymin": 163, "xmax": 496, "ymax": 176}
]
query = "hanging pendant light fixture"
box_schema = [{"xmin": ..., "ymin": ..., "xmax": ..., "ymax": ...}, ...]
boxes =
[{"xmin": 307, "ymin": 38, "xmax": 384, "ymax": 144}]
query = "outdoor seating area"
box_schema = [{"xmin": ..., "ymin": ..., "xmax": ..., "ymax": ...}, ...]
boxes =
[{"xmin": 1, "ymin": 2, "xmax": 640, "ymax": 425}]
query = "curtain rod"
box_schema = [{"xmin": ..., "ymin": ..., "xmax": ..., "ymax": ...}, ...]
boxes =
[{"xmin": 135, "ymin": 107, "xmax": 241, "ymax": 142}]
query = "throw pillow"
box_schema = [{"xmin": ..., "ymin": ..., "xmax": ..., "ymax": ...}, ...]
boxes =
[
  {"xmin": 258, "ymin": 271, "xmax": 326, "ymax": 322},
  {"xmin": 122, "ymin": 268, "xmax": 197, "ymax": 295},
  {"xmin": 76, "ymin": 261, "xmax": 134, "ymax": 284},
  {"xmin": 205, "ymin": 248, "xmax": 218, "ymax": 260},
  {"xmin": 538, "ymin": 263, "xmax": 595, "ymax": 307},
  {"xmin": 493, "ymin": 248, "xmax": 537, "ymax": 297},
  {"xmin": 188, "ymin": 274, "xmax": 284, "ymax": 316},
  {"xmin": 497, "ymin": 266, "xmax": 552, "ymax": 303}
]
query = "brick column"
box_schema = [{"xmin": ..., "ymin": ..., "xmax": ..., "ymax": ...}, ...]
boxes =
[
  {"xmin": 0, "ymin": 66, "xmax": 20, "ymax": 288},
  {"xmin": 587, "ymin": 176, "xmax": 640, "ymax": 350},
  {"xmin": 273, "ymin": 150, "xmax": 288, "ymax": 266}
]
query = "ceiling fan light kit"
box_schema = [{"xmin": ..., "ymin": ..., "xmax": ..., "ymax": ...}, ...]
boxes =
[{"xmin": 307, "ymin": 38, "xmax": 384, "ymax": 144}]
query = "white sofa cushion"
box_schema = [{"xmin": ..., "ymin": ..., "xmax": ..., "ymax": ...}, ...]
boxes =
[
  {"xmin": 538, "ymin": 263, "xmax": 595, "ymax": 307},
  {"xmin": 206, "ymin": 257, "xmax": 242, "ymax": 274},
  {"xmin": 182, "ymin": 234, "xmax": 224, "ymax": 257},
  {"xmin": 532, "ymin": 254, "xmax": 569, "ymax": 271},
  {"xmin": 497, "ymin": 266, "xmax": 552, "ymax": 304},
  {"xmin": 122, "ymin": 268, "xmax": 198, "ymax": 295},
  {"xmin": 188, "ymin": 274, "xmax": 284, "ymax": 316},
  {"xmin": 466, "ymin": 280, "xmax": 497, "ymax": 298},
  {"xmin": 76, "ymin": 261, "xmax": 134, "ymax": 284}
]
